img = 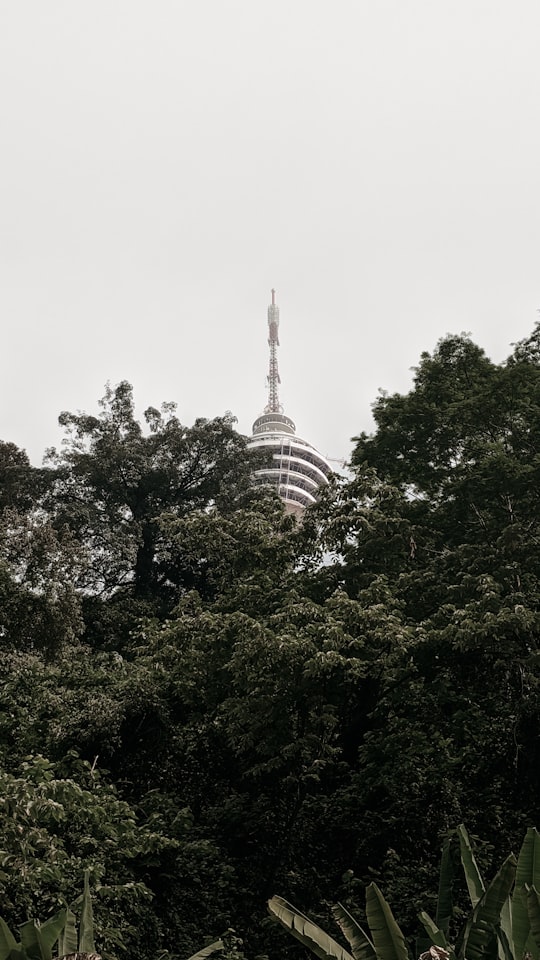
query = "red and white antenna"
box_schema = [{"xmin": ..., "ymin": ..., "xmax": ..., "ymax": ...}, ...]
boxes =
[{"xmin": 265, "ymin": 288, "xmax": 282, "ymax": 413}]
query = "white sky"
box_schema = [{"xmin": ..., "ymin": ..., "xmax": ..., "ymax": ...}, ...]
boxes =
[{"xmin": 1, "ymin": 1, "xmax": 540, "ymax": 465}]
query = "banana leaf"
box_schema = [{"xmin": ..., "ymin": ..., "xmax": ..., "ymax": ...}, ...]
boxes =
[
  {"xmin": 365, "ymin": 883, "xmax": 409, "ymax": 960},
  {"xmin": 512, "ymin": 828, "xmax": 540, "ymax": 960},
  {"xmin": 18, "ymin": 923, "xmax": 47, "ymax": 960},
  {"xmin": 516, "ymin": 830, "xmax": 540, "ymax": 889},
  {"xmin": 20, "ymin": 912, "xmax": 67, "ymax": 960},
  {"xmin": 498, "ymin": 897, "xmax": 513, "ymax": 960},
  {"xmin": 33, "ymin": 927, "xmax": 50, "ymax": 960},
  {"xmin": 185, "ymin": 940, "xmax": 224, "ymax": 960},
  {"xmin": 19, "ymin": 923, "xmax": 40, "ymax": 960},
  {"xmin": 58, "ymin": 908, "xmax": 78, "ymax": 958},
  {"xmin": 458, "ymin": 854, "xmax": 516, "ymax": 960},
  {"xmin": 418, "ymin": 911, "xmax": 451, "ymax": 952},
  {"xmin": 78, "ymin": 871, "xmax": 95, "ymax": 953},
  {"xmin": 332, "ymin": 902, "xmax": 376, "ymax": 960},
  {"xmin": 457, "ymin": 825, "xmax": 485, "ymax": 909},
  {"xmin": 436, "ymin": 835, "xmax": 455, "ymax": 938},
  {"xmin": 526, "ymin": 885, "xmax": 540, "ymax": 956},
  {"xmin": 496, "ymin": 921, "xmax": 514, "ymax": 960},
  {"xmin": 39, "ymin": 910, "xmax": 68, "ymax": 960},
  {"xmin": 268, "ymin": 896, "xmax": 354, "ymax": 960},
  {"xmin": 0, "ymin": 919, "xmax": 18, "ymax": 960}
]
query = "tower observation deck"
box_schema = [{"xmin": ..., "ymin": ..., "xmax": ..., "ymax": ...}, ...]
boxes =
[{"xmin": 248, "ymin": 290, "xmax": 332, "ymax": 515}]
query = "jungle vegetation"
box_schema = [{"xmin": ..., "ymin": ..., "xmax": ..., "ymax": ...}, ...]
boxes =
[{"xmin": 2, "ymin": 326, "xmax": 540, "ymax": 960}]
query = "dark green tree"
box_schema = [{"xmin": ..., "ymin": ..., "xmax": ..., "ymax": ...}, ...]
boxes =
[
  {"xmin": 296, "ymin": 326, "xmax": 540, "ymax": 925},
  {"xmin": 350, "ymin": 327, "xmax": 540, "ymax": 610},
  {"xmin": 44, "ymin": 382, "xmax": 269, "ymax": 643}
]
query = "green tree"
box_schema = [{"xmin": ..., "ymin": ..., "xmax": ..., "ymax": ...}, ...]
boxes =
[
  {"xmin": 0, "ymin": 754, "xmax": 174, "ymax": 958},
  {"xmin": 44, "ymin": 382, "xmax": 268, "ymax": 643},
  {"xmin": 0, "ymin": 442, "xmax": 42, "ymax": 512},
  {"xmin": 295, "ymin": 327, "xmax": 540, "ymax": 923},
  {"xmin": 0, "ymin": 509, "xmax": 84, "ymax": 656},
  {"xmin": 350, "ymin": 328, "xmax": 540, "ymax": 609}
]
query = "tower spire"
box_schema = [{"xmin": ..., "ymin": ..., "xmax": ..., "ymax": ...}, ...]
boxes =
[
  {"xmin": 249, "ymin": 290, "xmax": 331, "ymax": 515},
  {"xmin": 265, "ymin": 288, "xmax": 282, "ymax": 413}
]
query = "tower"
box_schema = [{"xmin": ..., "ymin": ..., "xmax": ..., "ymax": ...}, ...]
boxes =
[{"xmin": 248, "ymin": 290, "xmax": 332, "ymax": 515}]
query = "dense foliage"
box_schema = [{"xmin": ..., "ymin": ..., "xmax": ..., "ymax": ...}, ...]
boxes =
[{"xmin": 2, "ymin": 327, "xmax": 540, "ymax": 960}]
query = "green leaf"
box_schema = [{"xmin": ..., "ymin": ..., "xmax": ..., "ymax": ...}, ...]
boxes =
[
  {"xmin": 78, "ymin": 871, "xmax": 95, "ymax": 953},
  {"xmin": 332, "ymin": 903, "xmax": 376, "ymax": 960},
  {"xmin": 516, "ymin": 830, "xmax": 540, "ymax": 889},
  {"xmin": 268, "ymin": 896, "xmax": 354, "ymax": 960},
  {"xmin": 185, "ymin": 940, "xmax": 224, "ymax": 960},
  {"xmin": 498, "ymin": 897, "xmax": 513, "ymax": 960},
  {"xmin": 511, "ymin": 886, "xmax": 529, "ymax": 960},
  {"xmin": 457, "ymin": 825, "xmax": 486, "ymax": 908},
  {"xmin": 365, "ymin": 883, "xmax": 409, "ymax": 960},
  {"xmin": 19, "ymin": 922, "xmax": 41, "ymax": 960},
  {"xmin": 0, "ymin": 919, "xmax": 18, "ymax": 960},
  {"xmin": 19, "ymin": 911, "xmax": 66, "ymax": 960},
  {"xmin": 58, "ymin": 908, "xmax": 78, "ymax": 958},
  {"xmin": 39, "ymin": 909, "xmax": 67, "ymax": 960},
  {"xmin": 495, "ymin": 924, "xmax": 514, "ymax": 960},
  {"xmin": 436, "ymin": 835, "xmax": 455, "ymax": 938},
  {"xmin": 526, "ymin": 885, "xmax": 540, "ymax": 955},
  {"xmin": 459, "ymin": 854, "xmax": 516, "ymax": 960},
  {"xmin": 513, "ymin": 828, "xmax": 540, "ymax": 960},
  {"xmin": 418, "ymin": 912, "xmax": 450, "ymax": 951}
]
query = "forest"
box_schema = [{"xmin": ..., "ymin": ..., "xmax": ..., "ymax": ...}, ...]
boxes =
[{"xmin": 2, "ymin": 325, "xmax": 540, "ymax": 960}]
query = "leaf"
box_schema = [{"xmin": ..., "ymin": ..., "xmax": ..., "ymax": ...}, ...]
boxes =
[
  {"xmin": 418, "ymin": 912, "xmax": 450, "ymax": 951},
  {"xmin": 78, "ymin": 871, "xmax": 95, "ymax": 953},
  {"xmin": 268, "ymin": 896, "xmax": 354, "ymax": 960},
  {"xmin": 516, "ymin": 829, "xmax": 540, "ymax": 889},
  {"xmin": 498, "ymin": 898, "xmax": 513, "ymax": 960},
  {"xmin": 526, "ymin": 885, "xmax": 540, "ymax": 955},
  {"xmin": 457, "ymin": 825, "xmax": 485, "ymax": 908},
  {"xmin": 19, "ymin": 922, "xmax": 41, "ymax": 960},
  {"xmin": 459, "ymin": 854, "xmax": 516, "ymax": 960},
  {"xmin": 513, "ymin": 828, "xmax": 540, "ymax": 960},
  {"xmin": 38, "ymin": 909, "xmax": 67, "ymax": 960},
  {"xmin": 58, "ymin": 908, "xmax": 78, "ymax": 958},
  {"xmin": 495, "ymin": 923, "xmax": 514, "ymax": 960},
  {"xmin": 19, "ymin": 911, "xmax": 66, "ymax": 960},
  {"xmin": 185, "ymin": 940, "xmax": 224, "ymax": 960},
  {"xmin": 436, "ymin": 835, "xmax": 455, "ymax": 938},
  {"xmin": 332, "ymin": 903, "xmax": 376, "ymax": 960},
  {"xmin": 365, "ymin": 883, "xmax": 409, "ymax": 960},
  {"xmin": 0, "ymin": 919, "xmax": 18, "ymax": 960}
]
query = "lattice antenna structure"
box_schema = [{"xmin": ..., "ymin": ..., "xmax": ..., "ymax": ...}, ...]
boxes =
[
  {"xmin": 249, "ymin": 290, "xmax": 332, "ymax": 515},
  {"xmin": 265, "ymin": 288, "xmax": 282, "ymax": 413}
]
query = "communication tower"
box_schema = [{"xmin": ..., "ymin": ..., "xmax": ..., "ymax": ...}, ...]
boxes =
[{"xmin": 248, "ymin": 290, "xmax": 332, "ymax": 515}]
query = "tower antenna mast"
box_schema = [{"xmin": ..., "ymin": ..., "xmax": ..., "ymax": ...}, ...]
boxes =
[
  {"xmin": 248, "ymin": 290, "xmax": 332, "ymax": 515},
  {"xmin": 265, "ymin": 288, "xmax": 282, "ymax": 413}
]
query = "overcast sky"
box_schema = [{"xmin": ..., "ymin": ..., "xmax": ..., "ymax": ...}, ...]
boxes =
[{"xmin": 2, "ymin": 1, "xmax": 539, "ymax": 465}]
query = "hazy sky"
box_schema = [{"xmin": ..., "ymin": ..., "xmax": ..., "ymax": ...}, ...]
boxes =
[{"xmin": 2, "ymin": 1, "xmax": 540, "ymax": 465}]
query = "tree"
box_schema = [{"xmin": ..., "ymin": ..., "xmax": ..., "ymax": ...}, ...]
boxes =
[
  {"xmin": 4, "ymin": 330, "xmax": 540, "ymax": 960},
  {"xmin": 350, "ymin": 329, "xmax": 540, "ymax": 607},
  {"xmin": 44, "ymin": 382, "xmax": 267, "ymax": 635},
  {"xmin": 285, "ymin": 327, "xmax": 540, "ymax": 927},
  {"xmin": 0, "ymin": 441, "xmax": 42, "ymax": 513},
  {"xmin": 0, "ymin": 753, "xmax": 175, "ymax": 957},
  {"xmin": 0, "ymin": 511, "xmax": 85, "ymax": 656}
]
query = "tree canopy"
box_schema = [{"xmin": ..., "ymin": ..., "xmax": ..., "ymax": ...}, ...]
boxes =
[{"xmin": 2, "ymin": 333, "xmax": 540, "ymax": 960}]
